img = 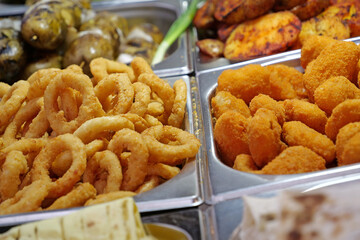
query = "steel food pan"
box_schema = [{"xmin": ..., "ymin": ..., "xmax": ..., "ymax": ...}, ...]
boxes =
[
  {"xmin": 202, "ymin": 173, "xmax": 360, "ymax": 240},
  {"xmin": 0, "ymin": 0, "xmax": 193, "ymax": 78},
  {"xmin": 0, "ymin": 74, "xmax": 205, "ymax": 227},
  {"xmin": 197, "ymin": 38, "xmax": 360, "ymax": 204}
]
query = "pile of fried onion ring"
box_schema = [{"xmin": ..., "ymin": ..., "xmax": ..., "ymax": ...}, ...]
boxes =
[{"xmin": 0, "ymin": 57, "xmax": 201, "ymax": 215}]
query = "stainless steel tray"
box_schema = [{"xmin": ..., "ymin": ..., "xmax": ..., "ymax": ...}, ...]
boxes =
[
  {"xmin": 0, "ymin": 0, "xmax": 194, "ymax": 78},
  {"xmin": 0, "ymin": 74, "xmax": 205, "ymax": 227},
  {"xmin": 197, "ymin": 38, "xmax": 360, "ymax": 205},
  {"xmin": 202, "ymin": 173, "xmax": 360, "ymax": 240}
]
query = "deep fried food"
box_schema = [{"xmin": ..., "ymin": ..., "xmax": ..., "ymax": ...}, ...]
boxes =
[
  {"xmin": 224, "ymin": 11, "xmax": 301, "ymax": 61},
  {"xmin": 337, "ymin": 132, "xmax": 360, "ymax": 166},
  {"xmin": 84, "ymin": 191, "xmax": 136, "ymax": 206},
  {"xmin": 135, "ymin": 175, "xmax": 162, "ymax": 194},
  {"xmin": 128, "ymin": 82, "xmax": 151, "ymax": 117},
  {"xmin": 249, "ymin": 94, "xmax": 285, "ymax": 125},
  {"xmin": 217, "ymin": 64, "xmax": 271, "ymax": 104},
  {"xmin": 336, "ymin": 122, "xmax": 360, "ymax": 166},
  {"xmin": 233, "ymin": 154, "xmax": 260, "ymax": 173},
  {"xmin": 0, "ymin": 82, "xmax": 10, "ymax": 99},
  {"xmin": 284, "ymin": 99, "xmax": 328, "ymax": 134},
  {"xmin": 168, "ymin": 79, "xmax": 187, "ymax": 128},
  {"xmin": 26, "ymin": 68, "xmax": 61, "ymax": 100},
  {"xmin": 303, "ymin": 40, "xmax": 360, "ymax": 101},
  {"xmin": 213, "ymin": 111, "xmax": 250, "ymax": 166},
  {"xmin": 325, "ymin": 99, "xmax": 360, "ymax": 141},
  {"xmin": 211, "ymin": 90, "xmax": 251, "ymax": 120},
  {"xmin": 266, "ymin": 64, "xmax": 307, "ymax": 100},
  {"xmin": 314, "ymin": 76, "xmax": 360, "ymax": 115},
  {"xmin": 130, "ymin": 56, "xmax": 153, "ymax": 81},
  {"xmin": 248, "ymin": 108, "xmax": 285, "ymax": 168},
  {"xmin": 261, "ymin": 146, "xmax": 326, "ymax": 174},
  {"xmin": 282, "ymin": 121, "xmax": 335, "ymax": 163},
  {"xmin": 147, "ymin": 163, "xmax": 180, "ymax": 180}
]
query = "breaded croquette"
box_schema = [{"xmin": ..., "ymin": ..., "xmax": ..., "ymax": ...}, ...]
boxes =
[
  {"xmin": 249, "ymin": 94, "xmax": 286, "ymax": 125},
  {"xmin": 261, "ymin": 146, "xmax": 326, "ymax": 174},
  {"xmin": 282, "ymin": 121, "xmax": 336, "ymax": 164},
  {"xmin": 336, "ymin": 122, "xmax": 360, "ymax": 166},
  {"xmin": 211, "ymin": 91, "xmax": 251, "ymax": 119},
  {"xmin": 233, "ymin": 154, "xmax": 260, "ymax": 174},
  {"xmin": 214, "ymin": 111, "xmax": 250, "ymax": 166}
]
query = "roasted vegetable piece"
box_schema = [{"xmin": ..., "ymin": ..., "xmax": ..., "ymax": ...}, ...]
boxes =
[
  {"xmin": 273, "ymin": 0, "xmax": 306, "ymax": 11},
  {"xmin": 214, "ymin": 0, "xmax": 276, "ymax": 24},
  {"xmin": 217, "ymin": 23, "xmax": 238, "ymax": 42},
  {"xmin": 0, "ymin": 28, "xmax": 27, "ymax": 84},
  {"xmin": 224, "ymin": 11, "xmax": 301, "ymax": 61},
  {"xmin": 196, "ymin": 39, "xmax": 224, "ymax": 57},
  {"xmin": 193, "ymin": 0, "xmax": 217, "ymax": 29},
  {"xmin": 290, "ymin": 0, "xmax": 331, "ymax": 21}
]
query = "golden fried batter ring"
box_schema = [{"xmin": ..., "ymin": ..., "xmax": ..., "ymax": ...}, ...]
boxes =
[
  {"xmin": 0, "ymin": 82, "xmax": 10, "ymax": 99},
  {"xmin": 168, "ymin": 79, "xmax": 187, "ymax": 128},
  {"xmin": 130, "ymin": 56, "xmax": 154, "ymax": 81},
  {"xmin": 129, "ymin": 82, "xmax": 151, "ymax": 117},
  {"xmin": 94, "ymin": 73, "xmax": 134, "ymax": 115},
  {"xmin": 147, "ymin": 163, "xmax": 180, "ymax": 180},
  {"xmin": 83, "ymin": 150, "xmax": 123, "ymax": 194},
  {"xmin": 90, "ymin": 57, "xmax": 135, "ymax": 85},
  {"xmin": 84, "ymin": 191, "xmax": 136, "ymax": 206},
  {"xmin": 26, "ymin": 68, "xmax": 61, "ymax": 100},
  {"xmin": 31, "ymin": 134, "xmax": 86, "ymax": 198},
  {"xmin": 108, "ymin": 129, "xmax": 149, "ymax": 191},
  {"xmin": 135, "ymin": 175, "xmax": 161, "ymax": 194},
  {"xmin": 44, "ymin": 71, "xmax": 105, "ymax": 134}
]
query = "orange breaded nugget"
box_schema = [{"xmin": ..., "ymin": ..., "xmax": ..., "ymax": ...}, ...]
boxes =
[
  {"xmin": 314, "ymin": 76, "xmax": 360, "ymax": 116},
  {"xmin": 216, "ymin": 64, "xmax": 271, "ymax": 104},
  {"xmin": 214, "ymin": 111, "xmax": 250, "ymax": 166},
  {"xmin": 249, "ymin": 94, "xmax": 285, "ymax": 125},
  {"xmin": 233, "ymin": 154, "xmax": 260, "ymax": 174},
  {"xmin": 266, "ymin": 64, "xmax": 307, "ymax": 100},
  {"xmin": 303, "ymin": 40, "xmax": 360, "ymax": 101},
  {"xmin": 300, "ymin": 35, "xmax": 337, "ymax": 69},
  {"xmin": 261, "ymin": 146, "xmax": 326, "ymax": 174},
  {"xmin": 325, "ymin": 99, "xmax": 360, "ymax": 141},
  {"xmin": 282, "ymin": 121, "xmax": 335, "ymax": 164},
  {"xmin": 336, "ymin": 122, "xmax": 360, "ymax": 166},
  {"xmin": 211, "ymin": 91, "xmax": 251, "ymax": 119},
  {"xmin": 248, "ymin": 108, "xmax": 285, "ymax": 168},
  {"xmin": 337, "ymin": 132, "xmax": 360, "ymax": 166},
  {"xmin": 284, "ymin": 99, "xmax": 328, "ymax": 134}
]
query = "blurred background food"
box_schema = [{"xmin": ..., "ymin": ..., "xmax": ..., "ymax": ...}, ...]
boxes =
[{"xmin": 194, "ymin": 0, "xmax": 360, "ymax": 61}]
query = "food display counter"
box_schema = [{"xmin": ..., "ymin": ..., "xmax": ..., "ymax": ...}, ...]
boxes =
[{"xmin": 1, "ymin": 0, "xmax": 360, "ymax": 239}]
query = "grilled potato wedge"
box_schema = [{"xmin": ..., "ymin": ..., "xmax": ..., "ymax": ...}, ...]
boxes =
[
  {"xmin": 224, "ymin": 11, "xmax": 301, "ymax": 61},
  {"xmin": 273, "ymin": 0, "xmax": 306, "ymax": 11},
  {"xmin": 290, "ymin": 0, "xmax": 330, "ymax": 21},
  {"xmin": 193, "ymin": 0, "xmax": 217, "ymax": 29},
  {"xmin": 214, "ymin": 0, "xmax": 275, "ymax": 25},
  {"xmin": 196, "ymin": 39, "xmax": 224, "ymax": 57}
]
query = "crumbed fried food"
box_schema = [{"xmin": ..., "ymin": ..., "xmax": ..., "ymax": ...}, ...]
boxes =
[
  {"xmin": 284, "ymin": 99, "xmax": 328, "ymax": 134},
  {"xmin": 282, "ymin": 121, "xmax": 335, "ymax": 164},
  {"xmin": 214, "ymin": 0, "xmax": 276, "ymax": 24},
  {"xmin": 266, "ymin": 64, "xmax": 307, "ymax": 100},
  {"xmin": 249, "ymin": 94, "xmax": 285, "ymax": 125},
  {"xmin": 273, "ymin": 0, "xmax": 306, "ymax": 11},
  {"xmin": 214, "ymin": 111, "xmax": 250, "ymax": 166},
  {"xmin": 224, "ymin": 11, "xmax": 301, "ymax": 61},
  {"xmin": 298, "ymin": 15, "xmax": 350, "ymax": 46},
  {"xmin": 336, "ymin": 122, "xmax": 360, "ymax": 166},
  {"xmin": 325, "ymin": 99, "xmax": 360, "ymax": 141},
  {"xmin": 196, "ymin": 39, "xmax": 224, "ymax": 58},
  {"xmin": 303, "ymin": 40, "xmax": 360, "ymax": 101},
  {"xmin": 338, "ymin": 133, "xmax": 360, "ymax": 166},
  {"xmin": 193, "ymin": 0, "xmax": 217, "ymax": 29},
  {"xmin": 300, "ymin": 35, "xmax": 337, "ymax": 69},
  {"xmin": 248, "ymin": 108, "xmax": 285, "ymax": 168},
  {"xmin": 211, "ymin": 91, "xmax": 251, "ymax": 119},
  {"xmin": 261, "ymin": 146, "xmax": 326, "ymax": 174},
  {"xmin": 290, "ymin": 0, "xmax": 331, "ymax": 21},
  {"xmin": 314, "ymin": 76, "xmax": 360, "ymax": 116},
  {"xmin": 233, "ymin": 154, "xmax": 260, "ymax": 173},
  {"xmin": 216, "ymin": 64, "xmax": 271, "ymax": 104}
]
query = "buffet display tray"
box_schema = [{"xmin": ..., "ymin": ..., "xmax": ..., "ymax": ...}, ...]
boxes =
[
  {"xmin": 197, "ymin": 37, "xmax": 360, "ymax": 204},
  {"xmin": 0, "ymin": 74, "xmax": 205, "ymax": 227},
  {"xmin": 201, "ymin": 173, "xmax": 360, "ymax": 240}
]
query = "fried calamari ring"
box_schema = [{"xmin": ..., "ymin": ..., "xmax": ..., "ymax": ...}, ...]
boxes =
[
  {"xmin": 0, "ymin": 150, "xmax": 29, "ymax": 201},
  {"xmin": 24, "ymin": 107, "xmax": 50, "ymax": 138},
  {"xmin": 146, "ymin": 101, "xmax": 165, "ymax": 117},
  {"xmin": 147, "ymin": 163, "xmax": 180, "ymax": 180},
  {"xmin": 31, "ymin": 134, "xmax": 86, "ymax": 198},
  {"xmin": 0, "ymin": 82, "xmax": 10, "ymax": 98},
  {"xmin": 26, "ymin": 68, "xmax": 61, "ymax": 100},
  {"xmin": 248, "ymin": 108, "xmax": 285, "ymax": 168},
  {"xmin": 168, "ymin": 79, "xmax": 187, "ymax": 128},
  {"xmin": 129, "ymin": 82, "xmax": 151, "ymax": 117},
  {"xmin": 84, "ymin": 191, "xmax": 136, "ymax": 206},
  {"xmin": 143, "ymin": 114, "xmax": 163, "ymax": 127},
  {"xmin": 2, "ymin": 97, "xmax": 44, "ymax": 147},
  {"xmin": 119, "ymin": 113, "xmax": 150, "ymax": 133},
  {"xmin": 141, "ymin": 125, "xmax": 200, "ymax": 166},
  {"xmin": 94, "ymin": 73, "xmax": 134, "ymax": 115},
  {"xmin": 282, "ymin": 121, "xmax": 335, "ymax": 164},
  {"xmin": 135, "ymin": 175, "xmax": 161, "ymax": 194},
  {"xmin": 44, "ymin": 71, "xmax": 105, "ymax": 134},
  {"xmin": 130, "ymin": 56, "xmax": 153, "ymax": 80},
  {"xmin": 59, "ymin": 87, "xmax": 81, "ymax": 121},
  {"xmin": 0, "ymin": 80, "xmax": 29, "ymax": 133},
  {"xmin": 83, "ymin": 150, "xmax": 123, "ymax": 194},
  {"xmin": 0, "ymin": 179, "xmax": 50, "ymax": 215},
  {"xmin": 336, "ymin": 122, "xmax": 360, "ymax": 166},
  {"xmin": 325, "ymin": 99, "xmax": 360, "ymax": 141},
  {"xmin": 46, "ymin": 182, "xmax": 96, "ymax": 211},
  {"xmin": 108, "ymin": 128, "xmax": 149, "ymax": 191},
  {"xmin": 90, "ymin": 57, "xmax": 135, "ymax": 85},
  {"xmin": 138, "ymin": 73, "xmax": 175, "ymax": 124},
  {"xmin": 73, "ymin": 116, "xmax": 134, "ymax": 144}
]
